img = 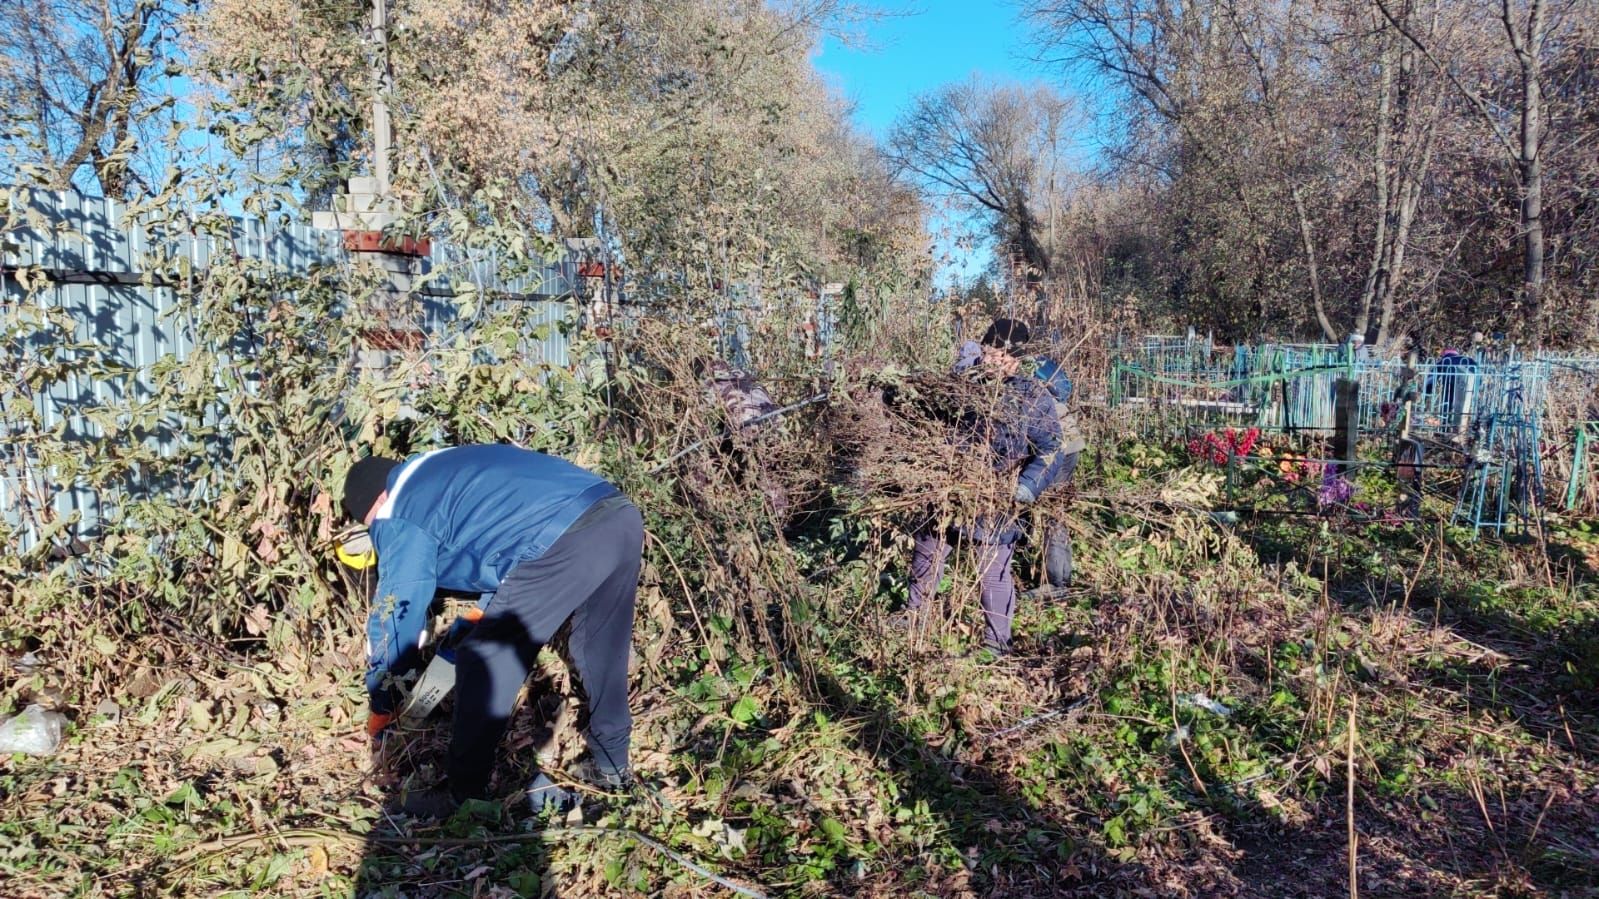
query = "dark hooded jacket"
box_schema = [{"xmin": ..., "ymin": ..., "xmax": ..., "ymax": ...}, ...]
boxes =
[{"xmin": 948, "ymin": 367, "xmax": 1063, "ymax": 544}]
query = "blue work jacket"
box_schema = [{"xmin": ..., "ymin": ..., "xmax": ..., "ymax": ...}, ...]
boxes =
[
  {"xmin": 364, "ymin": 444, "xmax": 620, "ymax": 709},
  {"xmin": 983, "ymin": 374, "xmax": 1063, "ymax": 498},
  {"xmin": 945, "ymin": 373, "xmax": 1063, "ymax": 545}
]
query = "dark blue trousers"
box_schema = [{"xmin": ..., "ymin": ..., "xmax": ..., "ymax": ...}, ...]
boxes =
[{"xmin": 448, "ymin": 497, "xmax": 643, "ymax": 799}]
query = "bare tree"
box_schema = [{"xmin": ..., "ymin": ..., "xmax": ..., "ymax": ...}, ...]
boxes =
[
  {"xmin": 1025, "ymin": 0, "xmax": 1599, "ymax": 344},
  {"xmin": 885, "ymin": 77, "xmax": 1079, "ymax": 295},
  {"xmin": 1372, "ymin": 0, "xmax": 1588, "ymax": 337},
  {"xmin": 1504, "ymin": 0, "xmax": 1551, "ymax": 334},
  {"xmin": 1028, "ymin": 0, "xmax": 1328, "ymax": 337},
  {"xmin": 0, "ymin": 0, "xmax": 180, "ymax": 198},
  {"xmin": 1215, "ymin": 0, "xmax": 1340, "ymax": 340}
]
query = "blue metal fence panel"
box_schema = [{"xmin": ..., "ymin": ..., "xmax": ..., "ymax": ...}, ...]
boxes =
[
  {"xmin": 422, "ymin": 238, "xmax": 579, "ymax": 301},
  {"xmin": 3, "ymin": 187, "xmax": 580, "ymax": 553}
]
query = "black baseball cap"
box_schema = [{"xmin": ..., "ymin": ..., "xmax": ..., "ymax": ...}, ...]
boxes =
[{"xmin": 342, "ymin": 456, "xmax": 400, "ymax": 522}]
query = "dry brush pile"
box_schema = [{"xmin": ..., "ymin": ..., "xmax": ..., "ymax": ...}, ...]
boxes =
[{"xmin": 1541, "ymin": 364, "xmax": 1599, "ymax": 517}]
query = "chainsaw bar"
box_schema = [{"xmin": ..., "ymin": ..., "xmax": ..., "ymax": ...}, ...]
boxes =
[
  {"xmin": 397, "ymin": 607, "xmax": 485, "ymax": 721},
  {"xmin": 398, "ymin": 654, "xmax": 457, "ymax": 721}
]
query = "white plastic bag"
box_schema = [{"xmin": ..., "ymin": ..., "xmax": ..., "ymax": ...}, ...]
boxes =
[
  {"xmin": 1179, "ymin": 692, "xmax": 1233, "ymax": 718},
  {"xmin": 0, "ymin": 704, "xmax": 68, "ymax": 756}
]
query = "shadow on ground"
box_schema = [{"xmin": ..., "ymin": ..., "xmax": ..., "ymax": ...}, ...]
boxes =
[
  {"xmin": 1224, "ymin": 519, "xmax": 1599, "ymax": 895},
  {"xmin": 351, "ymin": 609, "xmax": 568, "ymax": 898},
  {"xmin": 1226, "ymin": 777, "xmax": 1599, "ymax": 897}
]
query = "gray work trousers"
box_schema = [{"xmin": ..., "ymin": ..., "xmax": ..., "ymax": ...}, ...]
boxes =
[
  {"xmin": 908, "ymin": 531, "xmax": 1017, "ymax": 650},
  {"xmin": 448, "ymin": 497, "xmax": 643, "ymax": 799}
]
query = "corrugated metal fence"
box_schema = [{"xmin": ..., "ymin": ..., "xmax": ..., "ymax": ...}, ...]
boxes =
[{"xmin": 2, "ymin": 188, "xmax": 584, "ymax": 552}]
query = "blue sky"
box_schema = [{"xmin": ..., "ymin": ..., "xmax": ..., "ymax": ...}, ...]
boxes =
[
  {"xmin": 812, "ymin": 2, "xmax": 1048, "ymax": 139},
  {"xmin": 810, "ymin": 2, "xmax": 1067, "ymax": 286}
]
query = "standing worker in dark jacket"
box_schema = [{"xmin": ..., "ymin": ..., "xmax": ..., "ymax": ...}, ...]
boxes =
[
  {"xmin": 907, "ymin": 319, "xmax": 1062, "ymax": 654},
  {"xmin": 341, "ymin": 444, "xmax": 643, "ymax": 817},
  {"xmin": 690, "ymin": 357, "xmax": 792, "ymax": 522}
]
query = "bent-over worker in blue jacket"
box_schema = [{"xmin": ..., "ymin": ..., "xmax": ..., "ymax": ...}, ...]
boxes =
[{"xmin": 341, "ymin": 444, "xmax": 643, "ymax": 817}]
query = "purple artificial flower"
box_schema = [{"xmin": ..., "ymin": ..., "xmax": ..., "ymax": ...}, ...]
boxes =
[{"xmin": 1318, "ymin": 467, "xmax": 1355, "ymax": 508}]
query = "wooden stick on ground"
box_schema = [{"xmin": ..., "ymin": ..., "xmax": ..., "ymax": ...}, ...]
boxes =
[{"xmin": 1347, "ymin": 698, "xmax": 1359, "ymax": 899}]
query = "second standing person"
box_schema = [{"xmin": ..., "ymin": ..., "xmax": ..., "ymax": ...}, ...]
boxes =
[{"xmin": 905, "ymin": 318, "xmax": 1062, "ymax": 655}]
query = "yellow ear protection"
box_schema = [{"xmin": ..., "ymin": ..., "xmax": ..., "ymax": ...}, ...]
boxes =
[{"xmin": 335, "ymin": 530, "xmax": 376, "ymax": 570}]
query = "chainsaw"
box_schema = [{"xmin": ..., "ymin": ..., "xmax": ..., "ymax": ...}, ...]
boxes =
[{"xmin": 396, "ymin": 605, "xmax": 484, "ymax": 721}]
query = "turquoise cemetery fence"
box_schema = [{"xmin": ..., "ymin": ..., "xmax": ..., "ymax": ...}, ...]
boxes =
[{"xmin": 1108, "ymin": 336, "xmax": 1577, "ymax": 536}]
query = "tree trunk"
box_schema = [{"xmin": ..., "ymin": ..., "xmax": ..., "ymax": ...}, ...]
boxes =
[
  {"xmin": 1221, "ymin": 1, "xmax": 1336, "ymax": 341},
  {"xmin": 1372, "ymin": 7, "xmax": 1444, "ymax": 350},
  {"xmin": 1357, "ymin": 24, "xmax": 1396, "ymax": 342},
  {"xmin": 1376, "ymin": 0, "xmax": 1551, "ymax": 339},
  {"xmin": 1291, "ymin": 183, "xmax": 1337, "ymax": 342},
  {"xmin": 1009, "ymin": 196, "xmax": 1051, "ymax": 307},
  {"xmin": 1375, "ymin": 115, "xmax": 1437, "ymax": 348},
  {"xmin": 1519, "ymin": 41, "xmax": 1544, "ymax": 339},
  {"xmin": 1507, "ymin": 0, "xmax": 1546, "ymax": 339}
]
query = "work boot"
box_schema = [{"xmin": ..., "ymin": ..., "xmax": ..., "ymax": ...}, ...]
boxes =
[
  {"xmin": 595, "ymin": 764, "xmax": 634, "ymax": 793},
  {"xmin": 567, "ymin": 757, "xmax": 637, "ymax": 805},
  {"xmin": 391, "ymin": 786, "xmax": 462, "ymax": 820},
  {"xmin": 955, "ymin": 641, "xmax": 1011, "ymax": 663},
  {"xmin": 1043, "ymin": 525, "xmax": 1073, "ymax": 589},
  {"xmin": 526, "ymin": 772, "xmax": 583, "ymax": 817},
  {"xmin": 580, "ymin": 744, "xmax": 635, "ymax": 794}
]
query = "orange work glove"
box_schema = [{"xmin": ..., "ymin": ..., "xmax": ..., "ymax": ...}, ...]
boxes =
[{"xmin": 367, "ymin": 712, "xmax": 395, "ymax": 738}]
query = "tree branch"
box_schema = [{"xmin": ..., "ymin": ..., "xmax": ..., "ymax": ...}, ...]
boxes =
[{"xmin": 1373, "ymin": 0, "xmax": 1519, "ymax": 162}]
